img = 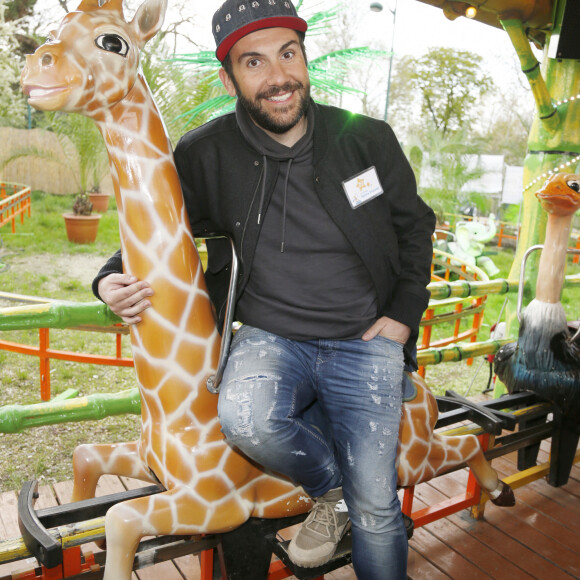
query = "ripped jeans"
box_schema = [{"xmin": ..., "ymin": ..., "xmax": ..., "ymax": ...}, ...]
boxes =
[{"xmin": 217, "ymin": 325, "xmax": 408, "ymax": 579}]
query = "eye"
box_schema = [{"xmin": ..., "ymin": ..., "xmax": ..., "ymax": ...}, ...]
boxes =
[
  {"xmin": 568, "ymin": 180, "xmax": 580, "ymax": 192},
  {"xmin": 281, "ymin": 50, "xmax": 294, "ymax": 60},
  {"xmin": 95, "ymin": 33, "xmax": 130, "ymax": 57},
  {"xmin": 247, "ymin": 58, "xmax": 261, "ymax": 68}
]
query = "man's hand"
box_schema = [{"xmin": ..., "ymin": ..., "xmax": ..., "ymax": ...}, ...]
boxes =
[
  {"xmin": 98, "ymin": 273, "xmax": 153, "ymax": 325},
  {"xmin": 362, "ymin": 316, "xmax": 411, "ymax": 344}
]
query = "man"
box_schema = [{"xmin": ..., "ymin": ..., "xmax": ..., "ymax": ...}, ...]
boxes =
[{"xmin": 94, "ymin": 0, "xmax": 435, "ymax": 577}]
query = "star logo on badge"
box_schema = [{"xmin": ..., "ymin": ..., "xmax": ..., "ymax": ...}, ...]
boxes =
[{"xmin": 356, "ymin": 177, "xmax": 370, "ymax": 192}]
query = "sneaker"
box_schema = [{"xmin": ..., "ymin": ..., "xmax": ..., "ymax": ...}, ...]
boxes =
[{"xmin": 287, "ymin": 487, "xmax": 351, "ymax": 568}]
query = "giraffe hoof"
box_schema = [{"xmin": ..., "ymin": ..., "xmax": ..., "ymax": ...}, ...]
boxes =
[
  {"xmin": 94, "ymin": 539, "xmax": 107, "ymax": 551},
  {"xmin": 490, "ymin": 481, "xmax": 515, "ymax": 507}
]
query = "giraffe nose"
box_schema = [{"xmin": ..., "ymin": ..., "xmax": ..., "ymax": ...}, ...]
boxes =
[
  {"xmin": 34, "ymin": 41, "xmax": 61, "ymax": 69},
  {"xmin": 41, "ymin": 52, "xmax": 54, "ymax": 67}
]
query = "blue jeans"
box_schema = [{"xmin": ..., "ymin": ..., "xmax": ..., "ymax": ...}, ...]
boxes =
[{"xmin": 218, "ymin": 325, "xmax": 408, "ymax": 579}]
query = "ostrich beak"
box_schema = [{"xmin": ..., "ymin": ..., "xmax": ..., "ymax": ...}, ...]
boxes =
[{"xmin": 536, "ymin": 173, "xmax": 580, "ymax": 216}]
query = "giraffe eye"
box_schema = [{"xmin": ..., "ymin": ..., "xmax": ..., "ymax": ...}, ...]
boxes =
[{"xmin": 95, "ymin": 33, "xmax": 130, "ymax": 57}]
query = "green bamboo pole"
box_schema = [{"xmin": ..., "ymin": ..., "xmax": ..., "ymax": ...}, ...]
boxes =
[
  {"xmin": 4, "ymin": 275, "xmax": 578, "ymax": 333},
  {"xmin": 0, "ymin": 388, "xmax": 141, "ymax": 433},
  {"xmin": 500, "ymin": 19, "xmax": 558, "ymax": 131},
  {"xmin": 0, "ymin": 281, "xmax": 519, "ymax": 332},
  {"xmin": 427, "ymin": 278, "xmax": 519, "ymax": 300},
  {"xmin": 417, "ymin": 338, "xmax": 512, "ymax": 367},
  {"xmin": 0, "ymin": 300, "xmax": 122, "ymax": 330}
]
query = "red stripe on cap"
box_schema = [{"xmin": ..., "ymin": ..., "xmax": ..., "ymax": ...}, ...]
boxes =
[{"xmin": 216, "ymin": 16, "xmax": 307, "ymax": 61}]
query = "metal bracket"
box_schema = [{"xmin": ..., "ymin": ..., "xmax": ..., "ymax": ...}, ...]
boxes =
[
  {"xmin": 205, "ymin": 235, "xmax": 239, "ymax": 395},
  {"xmin": 436, "ymin": 390, "xmax": 514, "ymax": 435}
]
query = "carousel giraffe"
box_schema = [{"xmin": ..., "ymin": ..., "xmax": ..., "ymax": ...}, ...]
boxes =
[{"xmin": 20, "ymin": 0, "xmax": 513, "ymax": 577}]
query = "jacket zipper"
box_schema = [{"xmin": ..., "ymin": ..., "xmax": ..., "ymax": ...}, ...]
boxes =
[
  {"xmin": 218, "ymin": 163, "xmax": 264, "ymax": 324},
  {"xmin": 239, "ymin": 162, "xmax": 264, "ymax": 267}
]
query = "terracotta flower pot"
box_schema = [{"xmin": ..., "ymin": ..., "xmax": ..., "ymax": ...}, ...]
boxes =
[
  {"xmin": 88, "ymin": 192, "xmax": 111, "ymax": 213},
  {"xmin": 63, "ymin": 213, "xmax": 101, "ymax": 244}
]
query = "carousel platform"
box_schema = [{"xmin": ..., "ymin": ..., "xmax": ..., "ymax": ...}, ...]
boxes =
[{"xmin": 0, "ymin": 438, "xmax": 578, "ymax": 580}]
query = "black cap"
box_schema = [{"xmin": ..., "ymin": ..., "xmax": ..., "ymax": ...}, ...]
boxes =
[{"xmin": 213, "ymin": 0, "xmax": 308, "ymax": 62}]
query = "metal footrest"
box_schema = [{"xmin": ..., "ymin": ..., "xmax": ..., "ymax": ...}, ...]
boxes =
[
  {"xmin": 18, "ymin": 480, "xmax": 163, "ymax": 568},
  {"xmin": 268, "ymin": 531, "xmax": 353, "ymax": 580},
  {"xmin": 266, "ymin": 513, "xmax": 413, "ymax": 580}
]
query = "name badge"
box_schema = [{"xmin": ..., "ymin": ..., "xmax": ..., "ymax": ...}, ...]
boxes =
[{"xmin": 342, "ymin": 166, "xmax": 384, "ymax": 209}]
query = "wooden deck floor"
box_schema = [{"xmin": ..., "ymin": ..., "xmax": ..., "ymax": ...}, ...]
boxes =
[{"xmin": 0, "ymin": 441, "xmax": 578, "ymax": 579}]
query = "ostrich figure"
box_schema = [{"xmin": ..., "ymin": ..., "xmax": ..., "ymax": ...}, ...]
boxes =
[{"xmin": 495, "ymin": 172, "xmax": 580, "ymax": 483}]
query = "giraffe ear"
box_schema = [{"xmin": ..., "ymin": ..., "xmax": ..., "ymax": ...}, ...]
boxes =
[{"xmin": 131, "ymin": 0, "xmax": 167, "ymax": 48}]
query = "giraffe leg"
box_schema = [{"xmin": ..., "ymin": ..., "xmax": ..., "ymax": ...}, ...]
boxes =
[
  {"xmin": 466, "ymin": 451, "xmax": 515, "ymax": 506},
  {"xmin": 72, "ymin": 441, "xmax": 155, "ymax": 502},
  {"xmin": 101, "ymin": 489, "xmax": 251, "ymax": 580},
  {"xmin": 400, "ymin": 373, "xmax": 514, "ymax": 506}
]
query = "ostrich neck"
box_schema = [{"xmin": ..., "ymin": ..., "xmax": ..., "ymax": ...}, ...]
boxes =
[{"xmin": 536, "ymin": 213, "xmax": 573, "ymax": 303}]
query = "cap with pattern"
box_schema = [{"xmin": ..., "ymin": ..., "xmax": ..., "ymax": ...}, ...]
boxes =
[{"xmin": 213, "ymin": 0, "xmax": 308, "ymax": 62}]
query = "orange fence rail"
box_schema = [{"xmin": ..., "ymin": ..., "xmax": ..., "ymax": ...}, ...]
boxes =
[
  {"xmin": 0, "ymin": 182, "xmax": 32, "ymax": 233},
  {"xmin": 496, "ymin": 221, "xmax": 519, "ymax": 248},
  {"xmin": 572, "ymin": 234, "xmax": 580, "ymax": 264},
  {"xmin": 0, "ymin": 293, "xmax": 134, "ymax": 401},
  {"xmin": 419, "ymin": 250, "xmax": 489, "ymax": 377},
  {"xmin": 1, "ymin": 247, "xmax": 491, "ymax": 399},
  {"xmin": 0, "ymin": 326, "xmax": 134, "ymax": 401},
  {"xmin": 0, "ymin": 325, "xmax": 134, "ymax": 401}
]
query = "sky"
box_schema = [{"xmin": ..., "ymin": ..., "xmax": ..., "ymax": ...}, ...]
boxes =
[
  {"xmin": 37, "ymin": 0, "xmax": 533, "ymax": 119},
  {"xmin": 39, "ymin": 0, "xmax": 526, "ymax": 74},
  {"xmin": 182, "ymin": 0, "xmax": 524, "ymax": 81}
]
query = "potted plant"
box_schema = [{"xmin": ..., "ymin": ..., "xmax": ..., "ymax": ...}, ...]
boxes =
[
  {"xmin": 88, "ymin": 185, "xmax": 111, "ymax": 213},
  {"xmin": 63, "ymin": 191, "xmax": 101, "ymax": 244}
]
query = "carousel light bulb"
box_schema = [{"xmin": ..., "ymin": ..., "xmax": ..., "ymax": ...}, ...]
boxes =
[{"xmin": 465, "ymin": 6, "xmax": 477, "ymax": 18}]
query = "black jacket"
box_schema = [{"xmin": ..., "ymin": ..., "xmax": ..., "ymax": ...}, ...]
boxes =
[{"xmin": 94, "ymin": 101, "xmax": 435, "ymax": 368}]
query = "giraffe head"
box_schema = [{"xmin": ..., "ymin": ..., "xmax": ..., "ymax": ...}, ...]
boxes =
[{"xmin": 21, "ymin": 0, "xmax": 166, "ymax": 118}]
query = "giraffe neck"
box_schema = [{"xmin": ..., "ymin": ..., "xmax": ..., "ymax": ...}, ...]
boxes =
[
  {"xmin": 93, "ymin": 72, "xmax": 203, "ymax": 288},
  {"xmin": 92, "ymin": 73, "xmax": 219, "ymax": 410}
]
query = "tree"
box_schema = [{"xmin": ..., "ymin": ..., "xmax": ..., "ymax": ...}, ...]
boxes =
[
  {"xmin": 140, "ymin": 36, "xmax": 208, "ymax": 145},
  {"xmin": 0, "ymin": 0, "xmax": 38, "ymax": 127},
  {"xmin": 407, "ymin": 127, "xmax": 486, "ymax": 223},
  {"xmin": 391, "ymin": 48, "xmax": 493, "ymax": 138},
  {"xmin": 473, "ymin": 59, "xmax": 534, "ymax": 166}
]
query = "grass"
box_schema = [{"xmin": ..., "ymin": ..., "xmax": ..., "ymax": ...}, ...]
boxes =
[
  {"xmin": 0, "ymin": 192, "xmax": 141, "ymax": 490},
  {"xmin": 0, "ymin": 192, "xmax": 579, "ymax": 490},
  {"xmin": 2, "ymin": 191, "xmax": 122, "ymax": 259}
]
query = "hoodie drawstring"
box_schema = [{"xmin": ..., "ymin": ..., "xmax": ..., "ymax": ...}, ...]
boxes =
[
  {"xmin": 280, "ymin": 159, "xmax": 293, "ymax": 253},
  {"xmin": 256, "ymin": 156, "xmax": 293, "ymax": 253},
  {"xmin": 257, "ymin": 155, "xmax": 267, "ymax": 226}
]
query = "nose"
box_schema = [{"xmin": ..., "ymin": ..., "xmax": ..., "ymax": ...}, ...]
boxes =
[{"xmin": 266, "ymin": 60, "xmax": 291, "ymax": 87}]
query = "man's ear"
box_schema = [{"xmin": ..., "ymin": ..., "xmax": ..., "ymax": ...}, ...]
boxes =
[{"xmin": 219, "ymin": 67, "xmax": 237, "ymax": 98}]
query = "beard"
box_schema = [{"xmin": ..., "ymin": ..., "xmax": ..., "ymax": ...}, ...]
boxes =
[{"xmin": 233, "ymin": 77, "xmax": 311, "ymax": 135}]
